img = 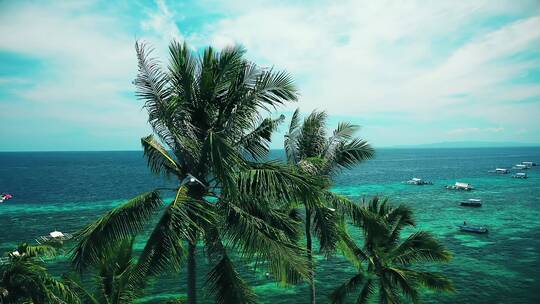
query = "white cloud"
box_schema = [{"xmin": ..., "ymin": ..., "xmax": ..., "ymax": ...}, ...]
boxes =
[
  {"xmin": 447, "ymin": 127, "xmax": 504, "ymax": 136},
  {"xmin": 189, "ymin": 0, "xmax": 540, "ymax": 145},
  {"xmin": 1, "ymin": 0, "xmax": 539, "ymax": 149},
  {"xmin": 141, "ymin": 0, "xmax": 183, "ymax": 42},
  {"xmin": 0, "ymin": 1, "xmax": 165, "ymax": 149}
]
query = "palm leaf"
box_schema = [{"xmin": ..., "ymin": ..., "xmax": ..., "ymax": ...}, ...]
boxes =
[
  {"xmin": 284, "ymin": 108, "xmax": 301, "ymax": 164},
  {"xmin": 406, "ymin": 270, "xmax": 455, "ymax": 292},
  {"xmin": 220, "ymin": 201, "xmax": 310, "ymax": 285},
  {"xmin": 141, "ymin": 134, "xmax": 182, "ymax": 177},
  {"xmin": 329, "ymin": 272, "xmax": 366, "ymax": 304},
  {"xmin": 331, "ymin": 138, "xmax": 375, "ymax": 171},
  {"xmin": 390, "ymin": 231, "xmax": 452, "ymax": 265},
  {"xmin": 71, "ymin": 191, "xmax": 162, "ymax": 271},
  {"xmin": 238, "ymin": 115, "xmax": 285, "ymax": 160},
  {"xmin": 206, "ymin": 254, "xmax": 257, "ymax": 304}
]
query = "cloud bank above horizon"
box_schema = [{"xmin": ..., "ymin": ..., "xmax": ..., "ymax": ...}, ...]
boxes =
[{"xmin": 1, "ymin": 0, "xmax": 539, "ymax": 151}]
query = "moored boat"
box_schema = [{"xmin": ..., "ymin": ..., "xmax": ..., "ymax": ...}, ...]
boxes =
[
  {"xmin": 405, "ymin": 177, "xmax": 433, "ymax": 185},
  {"xmin": 512, "ymin": 172, "xmax": 528, "ymax": 179},
  {"xmin": 445, "ymin": 182, "xmax": 474, "ymax": 191},
  {"xmin": 513, "ymin": 164, "xmax": 528, "ymax": 170},
  {"xmin": 522, "ymin": 161, "xmax": 537, "ymax": 167},
  {"xmin": 36, "ymin": 230, "xmax": 73, "ymax": 244},
  {"xmin": 490, "ymin": 168, "xmax": 508, "ymax": 174},
  {"xmin": 459, "ymin": 224, "xmax": 488, "ymax": 234},
  {"xmin": 460, "ymin": 198, "xmax": 482, "ymax": 207}
]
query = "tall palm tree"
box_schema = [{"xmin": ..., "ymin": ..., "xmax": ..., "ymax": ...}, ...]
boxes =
[
  {"xmin": 284, "ymin": 109, "xmax": 374, "ymax": 304},
  {"xmin": 331, "ymin": 197, "xmax": 454, "ymax": 304},
  {"xmin": 71, "ymin": 41, "xmax": 321, "ymax": 304},
  {"xmin": 0, "ymin": 243, "xmax": 79, "ymax": 303}
]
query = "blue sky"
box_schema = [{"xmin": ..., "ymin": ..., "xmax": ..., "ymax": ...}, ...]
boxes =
[{"xmin": 1, "ymin": 0, "xmax": 540, "ymax": 151}]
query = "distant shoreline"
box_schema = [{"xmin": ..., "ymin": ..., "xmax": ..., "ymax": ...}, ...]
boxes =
[{"xmin": 1, "ymin": 145, "xmax": 540, "ymax": 153}]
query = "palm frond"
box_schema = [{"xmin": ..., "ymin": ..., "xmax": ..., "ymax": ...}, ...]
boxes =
[
  {"xmin": 135, "ymin": 41, "xmax": 175, "ymax": 146},
  {"xmin": 15, "ymin": 243, "xmax": 58, "ymax": 259},
  {"xmin": 323, "ymin": 122, "xmax": 359, "ymax": 159},
  {"xmin": 251, "ymin": 69, "xmax": 298, "ymax": 110},
  {"xmin": 329, "ymin": 272, "xmax": 366, "ymax": 304},
  {"xmin": 62, "ymin": 272, "xmax": 100, "ymax": 304},
  {"xmin": 311, "ymin": 202, "xmax": 340, "ymax": 256},
  {"xmin": 284, "ymin": 108, "xmax": 301, "ymax": 164},
  {"xmin": 141, "ymin": 135, "xmax": 182, "ymax": 177},
  {"xmin": 390, "ymin": 231, "xmax": 452, "ymax": 265},
  {"xmin": 236, "ymin": 161, "xmax": 322, "ymax": 202},
  {"xmin": 297, "ymin": 110, "xmax": 328, "ymax": 159},
  {"xmin": 134, "ymin": 187, "xmax": 215, "ymax": 283},
  {"xmin": 71, "ymin": 191, "xmax": 162, "ymax": 271},
  {"xmin": 336, "ymin": 228, "xmax": 369, "ymax": 268},
  {"xmin": 330, "ymin": 138, "xmax": 374, "ymax": 172},
  {"xmin": 238, "ymin": 115, "xmax": 285, "ymax": 160},
  {"xmin": 384, "ymin": 267, "xmax": 420, "ymax": 304},
  {"xmin": 406, "ymin": 270, "xmax": 455, "ymax": 292},
  {"xmin": 206, "ymin": 254, "xmax": 257, "ymax": 304},
  {"xmin": 356, "ymin": 278, "xmax": 375, "ymax": 304},
  {"xmin": 220, "ymin": 201, "xmax": 310, "ymax": 285}
]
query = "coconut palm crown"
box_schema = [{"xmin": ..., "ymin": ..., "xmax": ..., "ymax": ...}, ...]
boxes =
[
  {"xmin": 284, "ymin": 109, "xmax": 374, "ymax": 303},
  {"xmin": 70, "ymin": 41, "xmax": 322, "ymax": 304},
  {"xmin": 331, "ymin": 197, "xmax": 454, "ymax": 304}
]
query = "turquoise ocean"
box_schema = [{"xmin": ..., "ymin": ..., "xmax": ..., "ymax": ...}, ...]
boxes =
[{"xmin": 1, "ymin": 147, "xmax": 539, "ymax": 303}]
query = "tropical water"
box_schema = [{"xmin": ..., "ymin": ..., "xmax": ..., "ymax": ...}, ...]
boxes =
[{"xmin": 1, "ymin": 147, "xmax": 539, "ymax": 303}]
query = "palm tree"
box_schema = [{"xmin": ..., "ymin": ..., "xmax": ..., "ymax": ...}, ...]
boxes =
[
  {"xmin": 65, "ymin": 238, "xmax": 170, "ymax": 304},
  {"xmin": 330, "ymin": 197, "xmax": 454, "ymax": 304},
  {"xmin": 284, "ymin": 109, "xmax": 374, "ymax": 303},
  {"xmin": 0, "ymin": 243, "xmax": 79, "ymax": 303},
  {"xmin": 71, "ymin": 41, "xmax": 321, "ymax": 304}
]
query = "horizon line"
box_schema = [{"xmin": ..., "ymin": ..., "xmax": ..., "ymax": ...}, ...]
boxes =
[{"xmin": 2, "ymin": 145, "xmax": 540, "ymax": 153}]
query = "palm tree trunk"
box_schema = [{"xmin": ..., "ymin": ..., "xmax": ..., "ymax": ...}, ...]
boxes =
[
  {"xmin": 305, "ymin": 205, "xmax": 316, "ymax": 304},
  {"xmin": 187, "ymin": 241, "xmax": 197, "ymax": 304}
]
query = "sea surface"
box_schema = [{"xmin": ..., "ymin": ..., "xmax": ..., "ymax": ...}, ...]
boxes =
[{"xmin": 1, "ymin": 147, "xmax": 539, "ymax": 303}]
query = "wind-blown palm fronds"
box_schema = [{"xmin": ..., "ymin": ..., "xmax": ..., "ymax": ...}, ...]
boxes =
[
  {"xmin": 284, "ymin": 109, "xmax": 374, "ymax": 304},
  {"xmin": 71, "ymin": 40, "xmax": 316, "ymax": 304},
  {"xmin": 331, "ymin": 197, "xmax": 454, "ymax": 304},
  {"xmin": 0, "ymin": 244, "xmax": 79, "ymax": 304}
]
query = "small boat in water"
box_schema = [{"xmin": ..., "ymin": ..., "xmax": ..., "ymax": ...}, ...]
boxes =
[
  {"xmin": 405, "ymin": 177, "xmax": 433, "ymax": 185},
  {"xmin": 36, "ymin": 230, "xmax": 73, "ymax": 244},
  {"xmin": 459, "ymin": 224, "xmax": 488, "ymax": 234},
  {"xmin": 522, "ymin": 161, "xmax": 537, "ymax": 167},
  {"xmin": 513, "ymin": 164, "xmax": 528, "ymax": 170},
  {"xmin": 460, "ymin": 198, "xmax": 482, "ymax": 207},
  {"xmin": 0, "ymin": 193, "xmax": 13, "ymax": 203},
  {"xmin": 445, "ymin": 182, "xmax": 474, "ymax": 191},
  {"xmin": 512, "ymin": 172, "xmax": 528, "ymax": 179},
  {"xmin": 489, "ymin": 168, "xmax": 508, "ymax": 174}
]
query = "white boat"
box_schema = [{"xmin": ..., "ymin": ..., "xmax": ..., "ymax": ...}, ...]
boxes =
[
  {"xmin": 489, "ymin": 168, "xmax": 508, "ymax": 174},
  {"xmin": 460, "ymin": 198, "xmax": 482, "ymax": 207},
  {"xmin": 513, "ymin": 164, "xmax": 528, "ymax": 170},
  {"xmin": 512, "ymin": 172, "xmax": 528, "ymax": 179},
  {"xmin": 522, "ymin": 161, "xmax": 537, "ymax": 167},
  {"xmin": 406, "ymin": 177, "xmax": 433, "ymax": 185},
  {"xmin": 445, "ymin": 182, "xmax": 474, "ymax": 191},
  {"xmin": 36, "ymin": 230, "xmax": 73, "ymax": 243}
]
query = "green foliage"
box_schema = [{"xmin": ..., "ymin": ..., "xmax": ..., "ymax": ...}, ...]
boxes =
[
  {"xmin": 71, "ymin": 191, "xmax": 163, "ymax": 272},
  {"xmin": 71, "ymin": 40, "xmax": 315, "ymax": 304},
  {"xmin": 284, "ymin": 108, "xmax": 374, "ymax": 303},
  {"xmin": 0, "ymin": 244, "xmax": 79, "ymax": 304},
  {"xmin": 331, "ymin": 197, "xmax": 454, "ymax": 304}
]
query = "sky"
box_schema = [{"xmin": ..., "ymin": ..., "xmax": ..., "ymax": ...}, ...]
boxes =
[{"xmin": 1, "ymin": 0, "xmax": 540, "ymax": 151}]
